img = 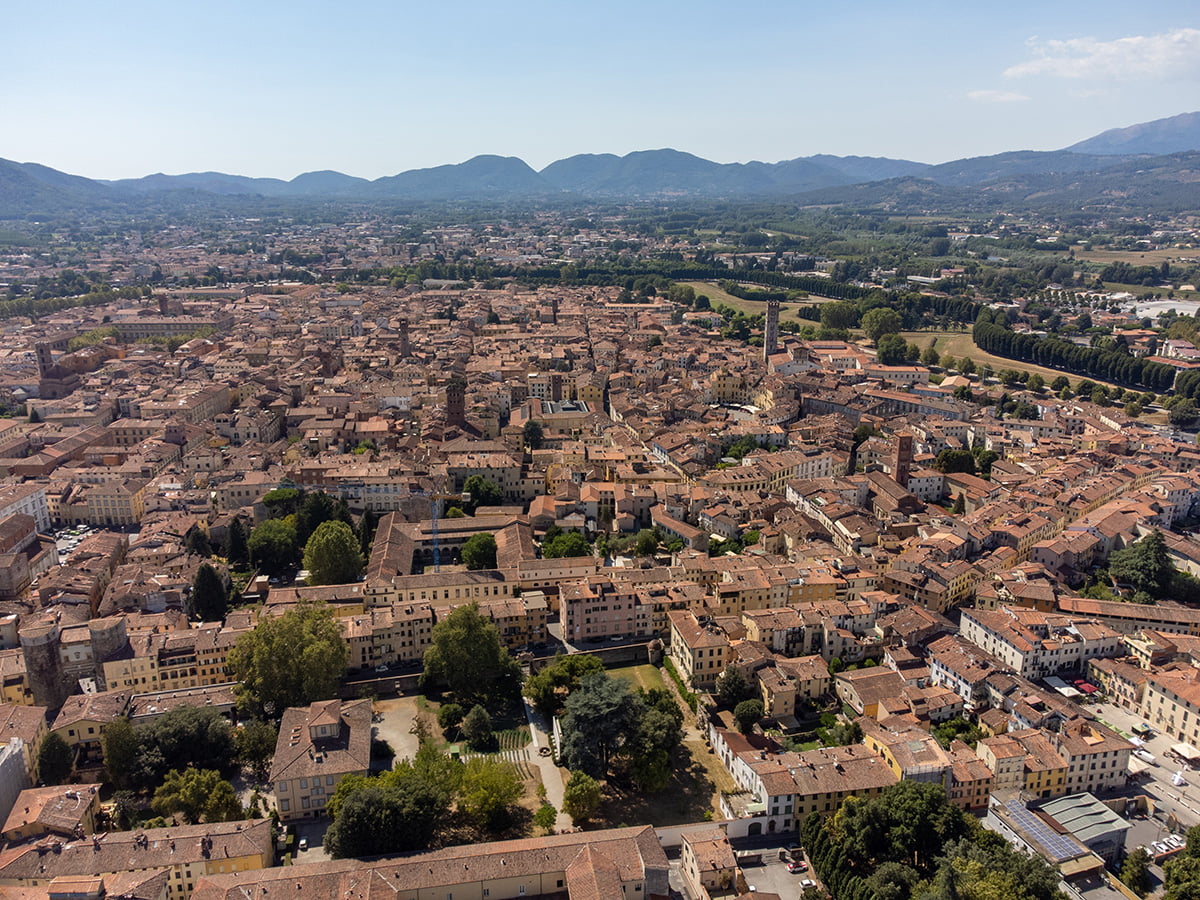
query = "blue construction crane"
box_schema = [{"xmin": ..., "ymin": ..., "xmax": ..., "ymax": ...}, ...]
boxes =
[{"xmin": 410, "ymin": 488, "xmax": 465, "ymax": 572}]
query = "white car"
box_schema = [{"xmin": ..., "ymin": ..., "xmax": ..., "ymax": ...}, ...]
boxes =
[
  {"xmin": 1134, "ymin": 749, "xmax": 1157, "ymax": 764},
  {"xmin": 801, "ymin": 879, "xmax": 818, "ymax": 888}
]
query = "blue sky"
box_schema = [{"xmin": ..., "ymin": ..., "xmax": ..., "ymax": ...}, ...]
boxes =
[{"xmin": 8, "ymin": 0, "xmax": 1200, "ymax": 180}]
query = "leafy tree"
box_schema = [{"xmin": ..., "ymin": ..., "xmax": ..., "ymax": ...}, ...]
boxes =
[
  {"xmin": 227, "ymin": 602, "xmax": 348, "ymax": 717},
  {"xmin": 37, "ymin": 733, "xmax": 72, "ymax": 784},
  {"xmin": 184, "ymin": 526, "xmax": 212, "ymax": 558},
  {"xmin": 524, "ymin": 654, "xmax": 606, "ymax": 716},
  {"xmin": 356, "ymin": 509, "xmax": 378, "ymax": 557},
  {"xmin": 248, "ymin": 518, "xmax": 297, "ymax": 577},
  {"xmin": 1171, "ymin": 399, "xmax": 1199, "ymax": 427},
  {"xmin": 1122, "ymin": 846, "xmax": 1152, "ymax": 896},
  {"xmin": 715, "ymin": 666, "xmax": 755, "ymax": 708},
  {"xmin": 921, "ymin": 345, "xmax": 940, "ymax": 367},
  {"xmin": 323, "ymin": 769, "xmax": 449, "ymax": 858},
  {"xmin": 101, "ymin": 716, "xmax": 138, "ymax": 789},
  {"xmin": 458, "ymin": 757, "xmax": 523, "ymax": 831},
  {"xmin": 235, "ymin": 719, "xmax": 278, "ymax": 782},
  {"xmin": 261, "ymin": 487, "xmax": 301, "ymax": 518},
  {"xmin": 302, "ymin": 520, "xmax": 364, "ymax": 585},
  {"xmin": 820, "ymin": 301, "xmax": 859, "ymax": 331},
  {"xmin": 190, "ymin": 563, "xmax": 228, "ymax": 621},
  {"xmin": 123, "ymin": 706, "xmax": 237, "ymax": 792},
  {"xmin": 932, "ymin": 717, "xmax": 983, "ymax": 749},
  {"xmin": 562, "ymin": 770, "xmax": 602, "ymax": 824},
  {"xmin": 152, "ymin": 768, "xmax": 243, "ymax": 824},
  {"xmin": 543, "ymin": 530, "xmax": 592, "ymax": 559},
  {"xmin": 422, "ymin": 602, "xmax": 520, "ymax": 706},
  {"xmin": 533, "ymin": 802, "xmax": 557, "ymax": 831},
  {"xmin": 951, "ymin": 493, "xmax": 966, "ymax": 514},
  {"xmin": 296, "ymin": 491, "xmax": 348, "ymax": 546},
  {"xmin": 635, "ymin": 528, "xmax": 660, "ymax": 557},
  {"xmin": 875, "ymin": 333, "xmax": 909, "ymax": 366},
  {"xmin": 972, "ymin": 448, "xmax": 1000, "ymax": 476},
  {"xmin": 223, "ymin": 516, "xmax": 249, "ymax": 567},
  {"xmin": 734, "ymin": 699, "xmax": 764, "ymax": 732},
  {"xmin": 461, "ymin": 704, "xmax": 494, "ymax": 751},
  {"xmin": 861, "ymin": 307, "xmax": 902, "ymax": 341},
  {"xmin": 461, "ymin": 532, "xmax": 497, "ymax": 570},
  {"xmin": 559, "ymin": 672, "xmax": 643, "ymax": 776},
  {"xmin": 523, "ymin": 419, "xmax": 545, "ymax": 451},
  {"xmin": 1109, "ymin": 530, "xmax": 1174, "ymax": 597},
  {"xmin": 935, "ymin": 449, "xmax": 977, "ymax": 474},
  {"xmin": 463, "ymin": 475, "xmax": 503, "ymax": 511}
]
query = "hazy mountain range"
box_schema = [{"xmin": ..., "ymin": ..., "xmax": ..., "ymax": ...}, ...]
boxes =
[{"xmin": 3, "ymin": 111, "xmax": 1200, "ymax": 217}]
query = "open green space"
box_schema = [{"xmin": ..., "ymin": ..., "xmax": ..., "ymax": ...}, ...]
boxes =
[
  {"xmin": 609, "ymin": 664, "xmax": 666, "ymax": 693},
  {"xmin": 897, "ymin": 329, "xmax": 1129, "ymax": 391},
  {"xmin": 678, "ymin": 280, "xmax": 839, "ymax": 324}
]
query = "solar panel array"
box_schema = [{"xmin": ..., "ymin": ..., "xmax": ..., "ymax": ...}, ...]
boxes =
[{"xmin": 1004, "ymin": 798, "xmax": 1088, "ymax": 863}]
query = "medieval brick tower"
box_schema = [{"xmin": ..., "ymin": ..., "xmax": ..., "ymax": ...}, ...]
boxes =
[{"xmin": 764, "ymin": 298, "xmax": 780, "ymax": 360}]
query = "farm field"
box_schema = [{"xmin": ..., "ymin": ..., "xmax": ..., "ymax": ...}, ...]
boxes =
[{"xmin": 1075, "ymin": 246, "xmax": 1195, "ymax": 266}]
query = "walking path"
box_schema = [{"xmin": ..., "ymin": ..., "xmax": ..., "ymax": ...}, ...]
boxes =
[{"xmin": 521, "ymin": 695, "xmax": 573, "ymax": 830}]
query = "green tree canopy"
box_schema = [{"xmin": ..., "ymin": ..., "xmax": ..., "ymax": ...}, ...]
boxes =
[
  {"xmin": 875, "ymin": 333, "xmax": 909, "ymax": 365},
  {"xmin": 302, "ymin": 520, "xmax": 364, "ymax": 585},
  {"xmin": 38, "ymin": 732, "xmax": 73, "ymax": 785},
  {"xmin": 559, "ymin": 672, "xmax": 643, "ymax": 777},
  {"xmin": 461, "ymin": 532, "xmax": 497, "ymax": 570},
  {"xmin": 421, "ymin": 602, "xmax": 520, "ymax": 706},
  {"xmin": 935, "ymin": 448, "xmax": 977, "ymax": 474},
  {"xmin": 861, "ymin": 307, "xmax": 903, "ymax": 342},
  {"xmin": 227, "ymin": 602, "xmax": 348, "ymax": 717},
  {"xmin": 235, "ymin": 719, "xmax": 278, "ymax": 783},
  {"xmin": 324, "ymin": 739, "xmax": 458, "ymax": 857},
  {"xmin": 458, "ymin": 757, "xmax": 523, "ymax": 832},
  {"xmin": 523, "ymin": 419, "xmax": 545, "ymax": 451},
  {"xmin": 190, "ymin": 562, "xmax": 228, "ymax": 622},
  {"xmin": 562, "ymin": 770, "xmax": 602, "ymax": 824},
  {"xmin": 223, "ymin": 516, "xmax": 249, "ymax": 567},
  {"xmin": 524, "ymin": 653, "xmax": 606, "ymax": 717},
  {"xmin": 461, "ymin": 704, "xmax": 494, "ymax": 751},
  {"xmin": 248, "ymin": 518, "xmax": 297, "ymax": 577},
  {"xmin": 462, "ymin": 475, "xmax": 503, "ymax": 511},
  {"xmin": 820, "ymin": 301, "xmax": 859, "ymax": 331},
  {"xmin": 262, "ymin": 487, "xmax": 301, "ymax": 517},
  {"xmin": 715, "ymin": 666, "xmax": 755, "ymax": 708},
  {"xmin": 108, "ymin": 706, "xmax": 237, "ymax": 793},
  {"xmin": 1109, "ymin": 530, "xmax": 1174, "ymax": 597},
  {"xmin": 734, "ymin": 699, "xmax": 764, "ymax": 733},
  {"xmin": 543, "ymin": 531, "xmax": 592, "ymax": 559},
  {"xmin": 152, "ymin": 768, "xmax": 243, "ymax": 824}
]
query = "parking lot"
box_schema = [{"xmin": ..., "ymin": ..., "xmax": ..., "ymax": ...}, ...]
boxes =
[
  {"xmin": 1089, "ymin": 700, "xmax": 1200, "ymax": 831},
  {"xmin": 737, "ymin": 843, "xmax": 819, "ymax": 898}
]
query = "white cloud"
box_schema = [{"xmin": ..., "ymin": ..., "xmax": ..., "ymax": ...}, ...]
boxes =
[
  {"xmin": 1005, "ymin": 28, "xmax": 1200, "ymax": 81},
  {"xmin": 967, "ymin": 89, "xmax": 1030, "ymax": 103}
]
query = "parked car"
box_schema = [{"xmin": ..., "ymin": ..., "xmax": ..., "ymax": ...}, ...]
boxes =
[
  {"xmin": 374, "ymin": 664, "xmax": 389, "ymax": 673},
  {"xmin": 1153, "ymin": 841, "xmax": 1170, "ymax": 856},
  {"xmin": 787, "ymin": 861, "xmax": 809, "ymax": 873},
  {"xmin": 801, "ymin": 879, "xmax": 818, "ymax": 888},
  {"xmin": 1134, "ymin": 748, "xmax": 1157, "ymax": 764},
  {"xmin": 298, "ymin": 837, "xmax": 308, "ymax": 852}
]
